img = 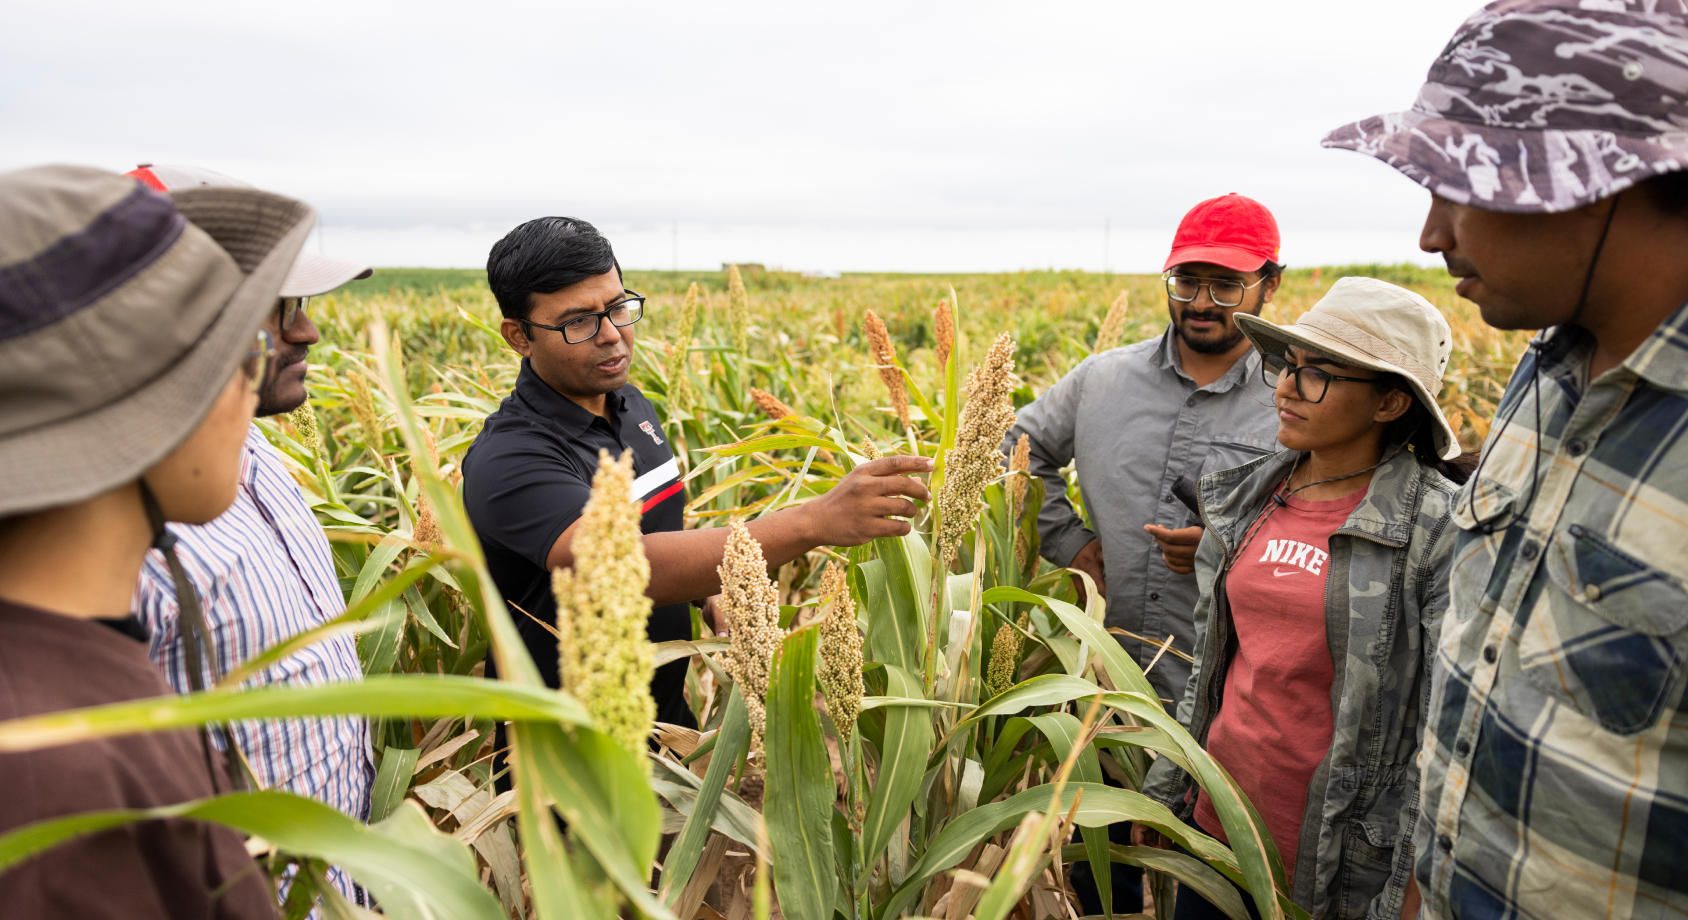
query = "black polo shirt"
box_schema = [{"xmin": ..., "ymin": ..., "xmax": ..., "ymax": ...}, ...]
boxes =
[{"xmin": 462, "ymin": 359, "xmax": 691, "ymax": 726}]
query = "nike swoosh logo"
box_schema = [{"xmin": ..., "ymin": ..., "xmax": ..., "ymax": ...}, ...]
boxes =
[{"xmin": 1272, "ymin": 567, "xmax": 1299, "ymax": 577}]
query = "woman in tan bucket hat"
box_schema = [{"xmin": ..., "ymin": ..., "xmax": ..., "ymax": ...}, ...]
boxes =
[
  {"xmin": 0, "ymin": 165, "xmax": 314, "ymax": 918},
  {"xmin": 1141, "ymin": 277, "xmax": 1471, "ymax": 919}
]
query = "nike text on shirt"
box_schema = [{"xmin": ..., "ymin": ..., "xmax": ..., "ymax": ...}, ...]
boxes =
[{"xmin": 1256, "ymin": 538, "xmax": 1328, "ymax": 575}]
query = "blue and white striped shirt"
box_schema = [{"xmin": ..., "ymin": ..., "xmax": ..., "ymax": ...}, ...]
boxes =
[{"xmin": 134, "ymin": 425, "xmax": 373, "ymax": 898}]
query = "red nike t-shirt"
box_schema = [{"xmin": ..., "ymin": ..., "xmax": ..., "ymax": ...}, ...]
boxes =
[{"xmin": 1192, "ymin": 480, "xmax": 1366, "ymax": 886}]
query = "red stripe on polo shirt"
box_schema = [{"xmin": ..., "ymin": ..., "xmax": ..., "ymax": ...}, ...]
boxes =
[{"xmin": 640, "ymin": 481, "xmax": 683, "ymax": 513}]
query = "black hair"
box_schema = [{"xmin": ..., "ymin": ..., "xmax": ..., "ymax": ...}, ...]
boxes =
[
  {"xmin": 486, "ymin": 217, "xmax": 621, "ymax": 321},
  {"xmin": 1377, "ymin": 375, "xmax": 1478, "ymax": 484},
  {"xmin": 1257, "ymin": 259, "xmax": 1285, "ymax": 280},
  {"xmin": 1637, "ymin": 170, "xmax": 1688, "ymax": 219}
]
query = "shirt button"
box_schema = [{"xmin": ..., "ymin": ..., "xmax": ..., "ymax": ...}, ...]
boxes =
[
  {"xmin": 1566, "ymin": 438, "xmax": 1587, "ymax": 456},
  {"xmin": 1455, "ymin": 739, "xmax": 1470, "ymax": 757},
  {"xmin": 1520, "ymin": 542, "xmax": 1539, "ymax": 561},
  {"xmin": 1585, "ymin": 583, "xmax": 1603, "ymax": 601},
  {"xmin": 1437, "ymin": 833, "xmax": 1453, "ymax": 852},
  {"xmin": 1163, "ymin": 494, "xmax": 1175, "ymax": 503},
  {"xmin": 1569, "ymin": 524, "xmax": 1585, "ymax": 538},
  {"xmin": 1483, "ymin": 645, "xmax": 1498, "ymax": 664},
  {"xmin": 1149, "ymin": 592, "xmax": 1160, "ymax": 601}
]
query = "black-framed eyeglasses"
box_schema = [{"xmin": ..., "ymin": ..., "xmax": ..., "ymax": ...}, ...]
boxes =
[
  {"xmin": 242, "ymin": 330, "xmax": 276, "ymax": 393},
  {"xmin": 522, "ymin": 290, "xmax": 646, "ymax": 345},
  {"xmin": 277, "ymin": 296, "xmax": 310, "ymax": 332},
  {"xmin": 1261, "ymin": 351, "xmax": 1377, "ymax": 403},
  {"xmin": 1164, "ymin": 273, "xmax": 1265, "ymax": 309}
]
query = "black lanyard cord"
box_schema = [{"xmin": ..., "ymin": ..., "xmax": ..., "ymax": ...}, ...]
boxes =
[{"xmin": 137, "ymin": 480, "xmax": 248, "ymax": 793}]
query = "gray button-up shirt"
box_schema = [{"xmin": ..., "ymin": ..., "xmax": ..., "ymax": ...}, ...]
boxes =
[{"xmin": 1005, "ymin": 325, "xmax": 1280, "ymax": 709}]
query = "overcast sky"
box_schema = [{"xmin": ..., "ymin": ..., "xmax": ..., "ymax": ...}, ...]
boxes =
[{"xmin": 3, "ymin": 1, "xmax": 1480, "ymax": 273}]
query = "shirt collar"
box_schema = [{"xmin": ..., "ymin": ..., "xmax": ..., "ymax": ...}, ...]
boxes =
[
  {"xmin": 1623, "ymin": 298, "xmax": 1688, "ymax": 393},
  {"xmin": 1532, "ymin": 298, "xmax": 1688, "ymax": 394},
  {"xmin": 514, "ymin": 359, "xmax": 624, "ymax": 435},
  {"xmin": 1147, "ymin": 322, "xmax": 1261, "ymax": 393}
]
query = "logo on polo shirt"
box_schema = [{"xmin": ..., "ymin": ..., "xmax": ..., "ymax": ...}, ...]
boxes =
[
  {"xmin": 640, "ymin": 420, "xmax": 664, "ymax": 445},
  {"xmin": 1257, "ymin": 539, "xmax": 1328, "ymax": 576}
]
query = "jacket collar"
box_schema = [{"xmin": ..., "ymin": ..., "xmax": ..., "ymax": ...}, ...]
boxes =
[
  {"xmin": 1199, "ymin": 444, "xmax": 1429, "ymax": 553},
  {"xmin": 513, "ymin": 359, "xmax": 623, "ymax": 436}
]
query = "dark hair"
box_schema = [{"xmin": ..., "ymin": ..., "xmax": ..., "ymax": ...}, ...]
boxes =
[
  {"xmin": 1257, "ymin": 259, "xmax": 1284, "ymax": 280},
  {"xmin": 486, "ymin": 217, "xmax": 621, "ymax": 321},
  {"xmin": 1637, "ymin": 170, "xmax": 1688, "ymax": 218},
  {"xmin": 1378, "ymin": 375, "xmax": 1478, "ymax": 484}
]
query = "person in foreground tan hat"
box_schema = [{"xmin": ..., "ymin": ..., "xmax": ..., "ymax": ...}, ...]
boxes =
[
  {"xmin": 125, "ymin": 164, "xmax": 376, "ymax": 908},
  {"xmin": 0, "ymin": 164, "xmax": 313, "ymax": 918},
  {"xmin": 1139, "ymin": 277, "xmax": 1472, "ymax": 920}
]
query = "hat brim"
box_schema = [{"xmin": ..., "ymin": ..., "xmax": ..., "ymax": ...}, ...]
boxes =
[
  {"xmin": 0, "ymin": 187, "xmax": 314, "ymax": 516},
  {"xmin": 1322, "ymin": 108, "xmax": 1688, "ymax": 215},
  {"xmin": 1235, "ymin": 311, "xmax": 1462, "ymax": 461},
  {"xmin": 282, "ymin": 251, "xmax": 372, "ymax": 298},
  {"xmin": 1162, "ymin": 245, "xmax": 1270, "ymax": 274}
]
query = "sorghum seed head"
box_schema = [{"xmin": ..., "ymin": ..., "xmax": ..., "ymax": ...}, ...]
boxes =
[
  {"xmin": 863, "ymin": 310, "xmax": 912, "ymax": 430},
  {"xmin": 1008, "ymin": 433, "xmax": 1030, "ymax": 516},
  {"xmin": 933, "ymin": 300, "xmax": 955, "ymax": 371},
  {"xmin": 749, "ymin": 387, "xmax": 797, "ymax": 421},
  {"xmin": 679, "ymin": 282, "xmax": 701, "ymax": 342},
  {"xmin": 860, "ymin": 438, "xmax": 882, "ymax": 461},
  {"xmin": 815, "ymin": 562, "xmax": 863, "ymax": 742},
  {"xmin": 934, "ymin": 333, "xmax": 1018, "ymax": 567},
  {"xmin": 986, "ymin": 617, "xmax": 1024, "ymax": 700},
  {"xmin": 716, "ymin": 522, "xmax": 784, "ymax": 751},
  {"xmin": 346, "ymin": 370, "xmax": 384, "ymax": 456},
  {"xmin": 727, "ymin": 265, "xmax": 750, "ymax": 356},
  {"xmin": 1095, "ymin": 290, "xmax": 1129, "ymax": 353},
  {"xmin": 288, "ymin": 402, "xmax": 322, "ymax": 459},
  {"xmin": 553, "ymin": 450, "xmax": 657, "ymax": 771}
]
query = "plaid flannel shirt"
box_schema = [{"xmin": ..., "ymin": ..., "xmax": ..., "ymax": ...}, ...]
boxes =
[{"xmin": 1417, "ymin": 302, "xmax": 1688, "ymax": 917}]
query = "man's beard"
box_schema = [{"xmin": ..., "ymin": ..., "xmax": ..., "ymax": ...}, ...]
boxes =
[
  {"xmin": 255, "ymin": 343, "xmax": 310, "ymax": 417},
  {"xmin": 1171, "ymin": 299, "xmax": 1260, "ymax": 355}
]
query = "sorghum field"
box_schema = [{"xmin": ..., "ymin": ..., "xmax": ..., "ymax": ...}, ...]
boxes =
[{"xmin": 0, "ymin": 265, "xmax": 1529, "ymax": 920}]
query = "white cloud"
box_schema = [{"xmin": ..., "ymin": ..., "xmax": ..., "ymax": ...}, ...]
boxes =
[{"xmin": 1, "ymin": 0, "xmax": 1477, "ymax": 270}]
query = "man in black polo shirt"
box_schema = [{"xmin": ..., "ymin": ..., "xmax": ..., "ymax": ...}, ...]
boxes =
[{"xmin": 463, "ymin": 217, "xmax": 932, "ymax": 728}]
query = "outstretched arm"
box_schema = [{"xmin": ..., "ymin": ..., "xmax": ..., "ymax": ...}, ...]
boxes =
[{"xmin": 545, "ymin": 456, "xmax": 934, "ymax": 606}]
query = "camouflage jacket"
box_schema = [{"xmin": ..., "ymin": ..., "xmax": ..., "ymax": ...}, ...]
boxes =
[{"xmin": 1142, "ymin": 447, "xmax": 1457, "ymax": 919}]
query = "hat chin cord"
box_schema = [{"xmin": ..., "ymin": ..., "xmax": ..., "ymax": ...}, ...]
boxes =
[
  {"xmin": 136, "ymin": 479, "xmax": 247, "ymax": 792},
  {"xmin": 1463, "ymin": 191, "xmax": 1621, "ymax": 529}
]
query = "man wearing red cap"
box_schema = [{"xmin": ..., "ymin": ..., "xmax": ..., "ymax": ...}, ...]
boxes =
[{"xmin": 1003, "ymin": 193, "xmax": 1283, "ymax": 914}]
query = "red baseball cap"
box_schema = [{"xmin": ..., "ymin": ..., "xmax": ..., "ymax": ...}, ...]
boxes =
[{"xmin": 1162, "ymin": 193, "xmax": 1281, "ymax": 273}]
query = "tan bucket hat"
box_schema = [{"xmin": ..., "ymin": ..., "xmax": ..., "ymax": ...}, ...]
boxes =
[
  {"xmin": 1235, "ymin": 276, "xmax": 1460, "ymax": 460},
  {"xmin": 0, "ymin": 165, "xmax": 316, "ymax": 516}
]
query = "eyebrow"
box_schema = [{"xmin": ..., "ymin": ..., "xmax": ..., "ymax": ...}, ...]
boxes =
[{"xmin": 1288, "ymin": 348, "xmax": 1344, "ymax": 369}]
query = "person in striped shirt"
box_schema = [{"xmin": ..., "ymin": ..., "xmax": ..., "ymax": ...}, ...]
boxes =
[
  {"xmin": 128, "ymin": 165, "xmax": 376, "ymax": 906},
  {"xmin": 464, "ymin": 216, "xmax": 935, "ymax": 729}
]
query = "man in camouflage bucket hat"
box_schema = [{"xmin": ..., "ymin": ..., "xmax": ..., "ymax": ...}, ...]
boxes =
[{"xmin": 1325, "ymin": 2, "xmax": 1688, "ymax": 917}]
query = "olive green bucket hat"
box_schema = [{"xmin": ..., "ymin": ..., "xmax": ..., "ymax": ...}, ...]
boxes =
[
  {"xmin": 1235, "ymin": 276, "xmax": 1461, "ymax": 460},
  {"xmin": 0, "ymin": 165, "xmax": 315, "ymax": 516}
]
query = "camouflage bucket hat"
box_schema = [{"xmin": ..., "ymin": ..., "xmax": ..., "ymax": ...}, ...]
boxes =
[{"xmin": 1323, "ymin": 0, "xmax": 1688, "ymax": 213}]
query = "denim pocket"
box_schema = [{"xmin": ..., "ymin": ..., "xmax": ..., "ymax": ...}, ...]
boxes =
[
  {"xmin": 1338, "ymin": 820, "xmax": 1399, "ymax": 919},
  {"xmin": 1518, "ymin": 526, "xmax": 1688, "ymax": 735}
]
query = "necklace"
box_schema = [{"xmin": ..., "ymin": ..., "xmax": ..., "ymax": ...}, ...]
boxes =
[{"xmin": 1234, "ymin": 443, "xmax": 1407, "ymax": 562}]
